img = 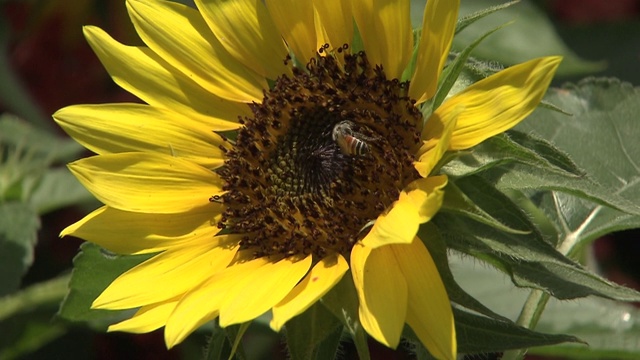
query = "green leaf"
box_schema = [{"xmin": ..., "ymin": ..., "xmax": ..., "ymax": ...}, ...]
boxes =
[
  {"xmin": 442, "ymin": 179, "xmax": 530, "ymax": 234},
  {"xmin": 452, "ymin": 256, "xmax": 640, "ymax": 359},
  {"xmin": 453, "ymin": 308, "xmax": 581, "ymax": 353},
  {"xmin": 57, "ymin": 242, "xmax": 152, "ymax": 328},
  {"xmin": 225, "ymin": 323, "xmax": 249, "ymax": 360},
  {"xmin": 419, "ymin": 223, "xmax": 510, "ymax": 323},
  {"xmin": 443, "ymin": 130, "xmax": 584, "ymax": 178},
  {"xmin": 0, "ymin": 202, "xmax": 39, "ymax": 296},
  {"xmin": 453, "ymin": 0, "xmax": 605, "ymax": 76},
  {"xmin": 515, "ymin": 78, "xmax": 640, "ymax": 251},
  {"xmin": 205, "ymin": 322, "xmax": 231, "ymax": 360},
  {"xmin": 29, "ymin": 168, "xmax": 96, "ymax": 214},
  {"xmin": 436, "ymin": 213, "xmax": 640, "ymax": 301},
  {"xmin": 285, "ymin": 302, "xmax": 343, "ymax": 360}
]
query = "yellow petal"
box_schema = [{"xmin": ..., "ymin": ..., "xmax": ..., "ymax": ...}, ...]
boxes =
[
  {"xmin": 403, "ymin": 176, "xmax": 448, "ymax": 222},
  {"xmin": 126, "ymin": 0, "xmax": 266, "ymax": 103},
  {"xmin": 313, "ymin": 0, "xmax": 353, "ymax": 51},
  {"xmin": 195, "ymin": 0, "xmax": 290, "ymax": 79},
  {"xmin": 270, "ymin": 253, "xmax": 348, "ymax": 331},
  {"xmin": 61, "ymin": 205, "xmax": 223, "ymax": 255},
  {"xmin": 54, "ymin": 104, "xmax": 229, "ymax": 168},
  {"xmin": 266, "ymin": 0, "xmax": 317, "ymax": 63},
  {"xmin": 409, "ymin": 0, "xmax": 459, "ymax": 104},
  {"xmin": 415, "ymin": 108, "xmax": 460, "ymax": 177},
  {"xmin": 440, "ymin": 56, "xmax": 563, "ymax": 150},
  {"xmin": 68, "ymin": 152, "xmax": 224, "ymax": 213},
  {"xmin": 313, "ymin": 7, "xmax": 330, "ymax": 51},
  {"xmin": 93, "ymin": 241, "xmax": 239, "ymax": 309},
  {"xmin": 164, "ymin": 255, "xmax": 270, "ymax": 348},
  {"xmin": 361, "ymin": 175, "xmax": 448, "ymax": 248},
  {"xmin": 353, "ymin": 0, "xmax": 412, "ymax": 80},
  {"xmin": 351, "ymin": 0, "xmax": 378, "ymax": 62},
  {"xmin": 392, "ymin": 237, "xmax": 456, "ymax": 360},
  {"xmin": 108, "ymin": 298, "xmax": 179, "ymax": 333},
  {"xmin": 351, "ymin": 243, "xmax": 407, "ymax": 348},
  {"xmin": 220, "ymin": 255, "xmax": 312, "ymax": 326},
  {"xmin": 83, "ymin": 26, "xmax": 248, "ymax": 129}
]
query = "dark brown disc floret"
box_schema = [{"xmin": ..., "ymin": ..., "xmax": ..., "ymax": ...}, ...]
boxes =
[{"xmin": 216, "ymin": 48, "xmax": 423, "ymax": 259}]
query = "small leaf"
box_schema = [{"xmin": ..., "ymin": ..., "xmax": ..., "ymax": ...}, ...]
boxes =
[
  {"xmin": 453, "ymin": 308, "xmax": 582, "ymax": 353},
  {"xmin": 285, "ymin": 302, "xmax": 343, "ymax": 360},
  {"xmin": 455, "ymin": 0, "xmax": 520, "ymax": 34},
  {"xmin": 204, "ymin": 322, "xmax": 231, "ymax": 360},
  {"xmin": 453, "ymin": 0, "xmax": 605, "ymax": 76},
  {"xmin": 0, "ymin": 202, "xmax": 39, "ymax": 296},
  {"xmin": 539, "ymin": 99, "xmax": 573, "ymax": 116},
  {"xmin": 57, "ymin": 242, "xmax": 152, "ymax": 328},
  {"xmin": 434, "ymin": 22, "xmax": 512, "ymax": 109},
  {"xmin": 225, "ymin": 323, "xmax": 249, "ymax": 360}
]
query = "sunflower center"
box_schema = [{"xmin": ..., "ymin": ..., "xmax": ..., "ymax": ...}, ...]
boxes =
[{"xmin": 217, "ymin": 48, "xmax": 423, "ymax": 258}]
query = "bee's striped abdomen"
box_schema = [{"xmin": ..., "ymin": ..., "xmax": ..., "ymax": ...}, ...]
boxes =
[
  {"xmin": 343, "ymin": 134, "xmax": 369, "ymax": 156},
  {"xmin": 332, "ymin": 120, "xmax": 372, "ymax": 157}
]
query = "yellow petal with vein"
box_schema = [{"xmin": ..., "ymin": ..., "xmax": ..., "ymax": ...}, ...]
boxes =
[
  {"xmin": 220, "ymin": 255, "xmax": 312, "ymax": 326},
  {"xmin": 266, "ymin": 0, "xmax": 317, "ymax": 63},
  {"xmin": 351, "ymin": 244, "xmax": 407, "ymax": 348},
  {"xmin": 415, "ymin": 109, "xmax": 460, "ymax": 177},
  {"xmin": 68, "ymin": 152, "xmax": 224, "ymax": 213},
  {"xmin": 83, "ymin": 26, "xmax": 248, "ymax": 129},
  {"xmin": 313, "ymin": 0, "xmax": 353, "ymax": 51},
  {"xmin": 271, "ymin": 253, "xmax": 348, "ymax": 331},
  {"xmin": 61, "ymin": 205, "xmax": 223, "ymax": 255},
  {"xmin": 93, "ymin": 241, "xmax": 239, "ymax": 309},
  {"xmin": 441, "ymin": 56, "xmax": 562, "ymax": 150},
  {"xmin": 392, "ymin": 236, "xmax": 456, "ymax": 360},
  {"xmin": 54, "ymin": 104, "xmax": 228, "ymax": 168},
  {"xmin": 352, "ymin": 0, "xmax": 378, "ymax": 62},
  {"xmin": 361, "ymin": 175, "xmax": 447, "ymax": 248},
  {"xmin": 108, "ymin": 298, "xmax": 179, "ymax": 333},
  {"xmin": 164, "ymin": 255, "xmax": 270, "ymax": 348},
  {"xmin": 195, "ymin": 0, "xmax": 289, "ymax": 79},
  {"xmin": 410, "ymin": 0, "xmax": 459, "ymax": 104},
  {"xmin": 126, "ymin": 0, "xmax": 265, "ymax": 102},
  {"xmin": 353, "ymin": 0, "xmax": 412, "ymax": 79}
]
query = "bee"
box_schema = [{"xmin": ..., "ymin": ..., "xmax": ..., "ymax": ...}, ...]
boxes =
[{"xmin": 332, "ymin": 120, "xmax": 371, "ymax": 156}]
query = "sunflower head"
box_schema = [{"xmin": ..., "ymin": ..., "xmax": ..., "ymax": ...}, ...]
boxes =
[{"xmin": 218, "ymin": 49, "xmax": 423, "ymax": 258}]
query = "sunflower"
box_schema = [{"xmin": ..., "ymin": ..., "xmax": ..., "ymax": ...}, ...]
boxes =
[{"xmin": 54, "ymin": 0, "xmax": 560, "ymax": 358}]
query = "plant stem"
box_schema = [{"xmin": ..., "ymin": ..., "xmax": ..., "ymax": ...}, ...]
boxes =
[
  {"xmin": 501, "ymin": 289, "xmax": 550, "ymax": 360},
  {"xmin": 0, "ymin": 273, "xmax": 71, "ymax": 321},
  {"xmin": 501, "ymin": 199, "xmax": 598, "ymax": 359}
]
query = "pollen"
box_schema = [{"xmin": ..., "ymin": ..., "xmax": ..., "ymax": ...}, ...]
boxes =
[{"xmin": 217, "ymin": 47, "xmax": 423, "ymax": 258}]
